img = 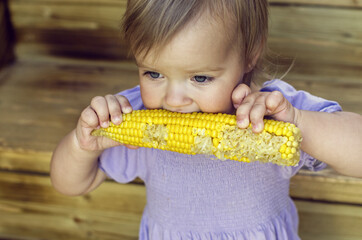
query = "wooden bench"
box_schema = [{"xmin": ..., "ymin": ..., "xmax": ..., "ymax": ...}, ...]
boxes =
[{"xmin": 0, "ymin": 1, "xmax": 361, "ymax": 239}]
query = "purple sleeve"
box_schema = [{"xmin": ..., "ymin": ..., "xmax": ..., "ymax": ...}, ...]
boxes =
[
  {"xmin": 98, "ymin": 86, "xmax": 148, "ymax": 183},
  {"xmin": 260, "ymin": 80, "xmax": 342, "ymax": 175},
  {"xmin": 99, "ymin": 146, "xmax": 151, "ymax": 183},
  {"xmin": 115, "ymin": 85, "xmax": 146, "ymax": 111}
]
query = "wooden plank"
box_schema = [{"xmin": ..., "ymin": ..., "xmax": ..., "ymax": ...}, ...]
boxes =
[
  {"xmin": 8, "ymin": 0, "xmax": 362, "ymax": 70},
  {"xmin": 268, "ymin": 6, "xmax": 362, "ymax": 65},
  {"xmin": 0, "ymin": 171, "xmax": 145, "ymax": 240},
  {"xmin": 0, "ymin": 56, "xmax": 139, "ymax": 153},
  {"xmin": 295, "ymin": 200, "xmax": 362, "ymax": 240},
  {"xmin": 9, "ymin": 3, "xmax": 126, "ymax": 30},
  {"xmin": 14, "ymin": 31, "xmax": 128, "ymax": 60},
  {"xmin": 0, "ymin": 148, "xmax": 51, "ymax": 173},
  {"xmin": 9, "ymin": 2, "xmax": 128, "ymax": 60},
  {"xmin": 8, "ymin": 1, "xmax": 127, "ymax": 58},
  {"xmin": 291, "ymin": 168, "xmax": 362, "ymax": 204}
]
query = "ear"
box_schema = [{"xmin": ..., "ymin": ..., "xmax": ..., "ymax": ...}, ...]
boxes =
[{"xmin": 245, "ymin": 43, "xmax": 264, "ymax": 73}]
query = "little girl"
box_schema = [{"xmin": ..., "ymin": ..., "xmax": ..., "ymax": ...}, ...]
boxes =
[{"xmin": 50, "ymin": 0, "xmax": 362, "ymax": 239}]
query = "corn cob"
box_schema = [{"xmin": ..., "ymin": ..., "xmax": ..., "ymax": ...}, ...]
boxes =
[{"xmin": 91, "ymin": 109, "xmax": 302, "ymax": 166}]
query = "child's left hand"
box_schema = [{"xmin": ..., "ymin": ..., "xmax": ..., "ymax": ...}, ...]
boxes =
[{"xmin": 232, "ymin": 84, "xmax": 298, "ymax": 132}]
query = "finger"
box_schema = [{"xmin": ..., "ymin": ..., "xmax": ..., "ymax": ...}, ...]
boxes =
[
  {"xmin": 265, "ymin": 91, "xmax": 294, "ymax": 122},
  {"xmin": 115, "ymin": 95, "xmax": 133, "ymax": 114},
  {"xmin": 265, "ymin": 91, "xmax": 286, "ymax": 115},
  {"xmin": 80, "ymin": 106, "xmax": 99, "ymax": 129},
  {"xmin": 249, "ymin": 95, "xmax": 268, "ymax": 132},
  {"xmin": 105, "ymin": 94, "xmax": 122, "ymax": 125},
  {"xmin": 236, "ymin": 94, "xmax": 256, "ymax": 128},
  {"xmin": 232, "ymin": 84, "xmax": 251, "ymax": 109},
  {"xmin": 90, "ymin": 96, "xmax": 110, "ymax": 128}
]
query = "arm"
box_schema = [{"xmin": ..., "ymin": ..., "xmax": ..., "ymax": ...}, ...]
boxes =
[
  {"xmin": 295, "ymin": 110, "xmax": 362, "ymax": 177},
  {"xmin": 232, "ymin": 84, "xmax": 362, "ymax": 177},
  {"xmin": 50, "ymin": 129, "xmax": 107, "ymax": 196},
  {"xmin": 50, "ymin": 94, "xmax": 134, "ymax": 196}
]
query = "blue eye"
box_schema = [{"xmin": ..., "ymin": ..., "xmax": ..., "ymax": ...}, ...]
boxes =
[
  {"xmin": 194, "ymin": 76, "xmax": 207, "ymax": 82},
  {"xmin": 144, "ymin": 71, "xmax": 162, "ymax": 79},
  {"xmin": 193, "ymin": 75, "xmax": 213, "ymax": 83}
]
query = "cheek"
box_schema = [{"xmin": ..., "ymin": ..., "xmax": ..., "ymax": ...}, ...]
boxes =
[
  {"xmin": 197, "ymin": 87, "xmax": 235, "ymax": 113},
  {"xmin": 199, "ymin": 73, "xmax": 243, "ymax": 113},
  {"xmin": 140, "ymin": 83, "xmax": 161, "ymax": 109}
]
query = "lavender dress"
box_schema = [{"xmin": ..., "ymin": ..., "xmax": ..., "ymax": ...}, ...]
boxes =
[{"xmin": 99, "ymin": 80, "xmax": 341, "ymax": 240}]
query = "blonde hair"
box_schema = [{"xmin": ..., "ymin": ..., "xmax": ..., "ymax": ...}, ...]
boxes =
[{"xmin": 122, "ymin": 0, "xmax": 269, "ymax": 85}]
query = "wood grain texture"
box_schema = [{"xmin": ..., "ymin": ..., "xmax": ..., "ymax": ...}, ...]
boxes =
[
  {"xmin": 291, "ymin": 168, "xmax": 362, "ymax": 204},
  {"xmin": 0, "ymin": 56, "xmax": 138, "ymax": 154},
  {"xmin": 9, "ymin": 0, "xmax": 128, "ymax": 60},
  {"xmin": 268, "ymin": 6, "xmax": 362, "ymax": 66},
  {"xmin": 0, "ymin": 171, "xmax": 145, "ymax": 240},
  {"xmin": 296, "ymin": 200, "xmax": 362, "ymax": 240},
  {"xmin": 8, "ymin": 1, "xmax": 362, "ymax": 68}
]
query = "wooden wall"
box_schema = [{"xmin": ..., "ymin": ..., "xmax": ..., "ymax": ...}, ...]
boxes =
[{"xmin": 0, "ymin": 0, "xmax": 361, "ymax": 239}]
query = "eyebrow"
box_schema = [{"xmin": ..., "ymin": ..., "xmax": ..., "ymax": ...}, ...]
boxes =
[{"xmin": 136, "ymin": 62, "xmax": 225, "ymax": 73}]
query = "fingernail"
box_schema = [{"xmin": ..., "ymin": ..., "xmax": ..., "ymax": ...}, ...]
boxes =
[
  {"xmin": 113, "ymin": 116, "xmax": 121, "ymax": 124},
  {"xmin": 123, "ymin": 106, "xmax": 132, "ymax": 114},
  {"xmin": 101, "ymin": 121, "xmax": 109, "ymax": 128},
  {"xmin": 237, "ymin": 119, "xmax": 249, "ymax": 128},
  {"xmin": 253, "ymin": 123, "xmax": 262, "ymax": 132}
]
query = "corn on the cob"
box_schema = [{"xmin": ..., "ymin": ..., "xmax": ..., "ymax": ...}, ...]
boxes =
[{"xmin": 91, "ymin": 109, "xmax": 302, "ymax": 166}]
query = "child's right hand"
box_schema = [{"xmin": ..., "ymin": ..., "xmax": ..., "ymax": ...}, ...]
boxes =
[{"xmin": 75, "ymin": 94, "xmax": 138, "ymax": 152}]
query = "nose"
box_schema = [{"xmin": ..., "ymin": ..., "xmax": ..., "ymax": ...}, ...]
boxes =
[{"xmin": 164, "ymin": 81, "xmax": 192, "ymax": 109}]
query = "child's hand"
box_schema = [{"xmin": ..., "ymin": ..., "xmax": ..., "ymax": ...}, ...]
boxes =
[
  {"xmin": 75, "ymin": 94, "xmax": 139, "ymax": 152},
  {"xmin": 232, "ymin": 84, "xmax": 297, "ymax": 133}
]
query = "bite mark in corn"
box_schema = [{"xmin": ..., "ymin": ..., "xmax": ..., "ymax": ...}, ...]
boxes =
[{"xmin": 91, "ymin": 109, "xmax": 302, "ymax": 166}]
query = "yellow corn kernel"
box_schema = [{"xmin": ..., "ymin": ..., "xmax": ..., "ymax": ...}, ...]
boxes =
[{"xmin": 91, "ymin": 109, "xmax": 302, "ymax": 166}]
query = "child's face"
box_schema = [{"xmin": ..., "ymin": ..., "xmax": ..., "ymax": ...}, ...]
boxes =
[{"xmin": 135, "ymin": 16, "xmax": 247, "ymax": 114}]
